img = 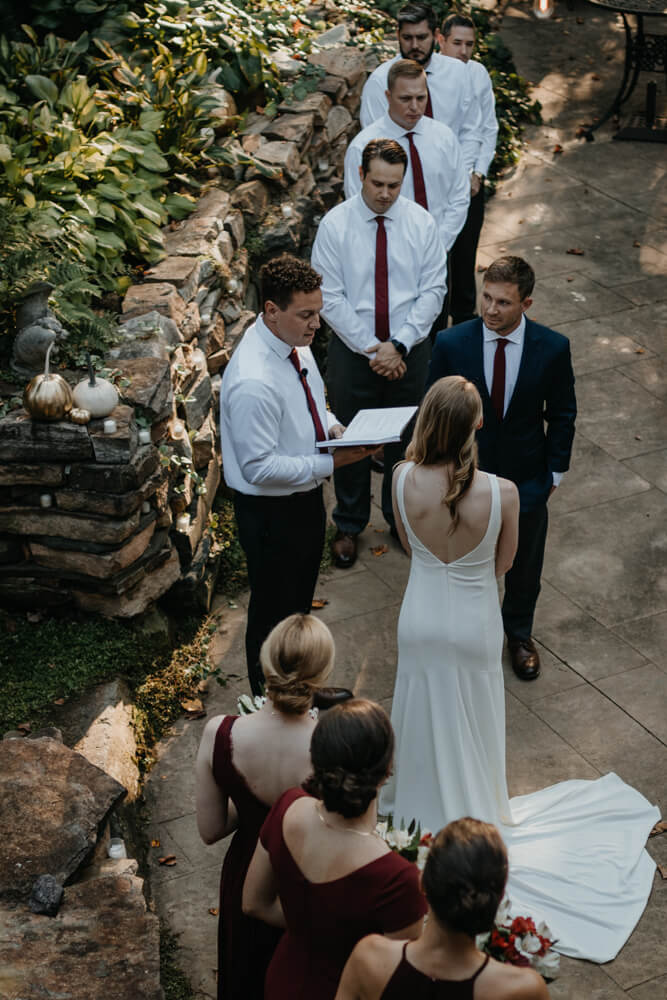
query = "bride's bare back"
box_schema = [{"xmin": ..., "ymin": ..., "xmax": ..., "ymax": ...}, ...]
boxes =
[{"xmin": 393, "ymin": 463, "xmax": 518, "ymax": 575}]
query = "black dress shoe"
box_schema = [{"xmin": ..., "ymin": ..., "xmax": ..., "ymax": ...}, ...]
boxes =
[
  {"xmin": 332, "ymin": 530, "xmax": 358, "ymax": 569},
  {"xmin": 509, "ymin": 638, "xmax": 541, "ymax": 681},
  {"xmin": 312, "ymin": 687, "xmax": 354, "ymax": 711}
]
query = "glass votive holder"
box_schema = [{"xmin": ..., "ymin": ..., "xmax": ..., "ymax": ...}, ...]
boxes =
[
  {"xmin": 107, "ymin": 837, "xmax": 127, "ymax": 860},
  {"xmin": 103, "ymin": 418, "xmax": 117, "ymax": 435}
]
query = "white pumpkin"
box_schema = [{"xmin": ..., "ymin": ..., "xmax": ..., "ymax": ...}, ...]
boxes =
[{"xmin": 72, "ymin": 355, "xmax": 119, "ymax": 418}]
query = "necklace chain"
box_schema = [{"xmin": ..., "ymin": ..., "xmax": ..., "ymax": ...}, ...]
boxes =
[{"xmin": 316, "ymin": 802, "xmax": 379, "ymax": 839}]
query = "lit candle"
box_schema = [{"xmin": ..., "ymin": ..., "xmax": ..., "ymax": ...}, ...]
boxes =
[
  {"xmin": 227, "ymin": 278, "xmax": 239, "ymax": 294},
  {"xmin": 138, "ymin": 428, "xmax": 151, "ymax": 445},
  {"xmin": 141, "ymin": 501, "xmax": 151, "ymax": 514},
  {"xmin": 318, "ymin": 159, "xmax": 329, "ymax": 172},
  {"xmin": 281, "ymin": 204, "xmax": 293, "ymax": 218},
  {"xmin": 40, "ymin": 493, "xmax": 52, "ymax": 508},
  {"xmin": 171, "ymin": 421, "xmax": 184, "ymax": 438},
  {"xmin": 533, "ymin": 0, "xmax": 554, "ymax": 18},
  {"xmin": 103, "ymin": 418, "xmax": 117, "ymax": 435},
  {"xmin": 176, "ymin": 512, "xmax": 191, "ymax": 532},
  {"xmin": 107, "ymin": 838, "xmax": 127, "ymax": 860}
]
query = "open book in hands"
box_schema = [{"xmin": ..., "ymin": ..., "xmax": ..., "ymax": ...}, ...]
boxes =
[{"xmin": 318, "ymin": 406, "xmax": 418, "ymax": 448}]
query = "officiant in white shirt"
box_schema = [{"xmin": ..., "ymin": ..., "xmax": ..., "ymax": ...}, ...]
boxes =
[
  {"xmin": 220, "ymin": 254, "xmax": 373, "ymax": 693},
  {"xmin": 345, "ymin": 59, "xmax": 470, "ymax": 254},
  {"xmin": 311, "ymin": 139, "xmax": 446, "ymax": 570},
  {"xmin": 360, "ymin": 1, "xmax": 481, "ymax": 173}
]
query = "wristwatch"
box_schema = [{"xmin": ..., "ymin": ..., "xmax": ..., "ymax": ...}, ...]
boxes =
[{"xmin": 390, "ymin": 339, "xmax": 407, "ymax": 358}]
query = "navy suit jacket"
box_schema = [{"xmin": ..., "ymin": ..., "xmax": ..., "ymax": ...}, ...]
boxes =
[{"xmin": 427, "ymin": 318, "xmax": 577, "ymax": 511}]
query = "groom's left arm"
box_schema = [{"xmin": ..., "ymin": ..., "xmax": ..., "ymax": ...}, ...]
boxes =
[{"xmin": 544, "ymin": 335, "xmax": 577, "ymax": 477}]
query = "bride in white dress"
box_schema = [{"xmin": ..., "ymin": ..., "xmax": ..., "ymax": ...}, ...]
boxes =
[{"xmin": 381, "ymin": 376, "xmax": 659, "ymax": 964}]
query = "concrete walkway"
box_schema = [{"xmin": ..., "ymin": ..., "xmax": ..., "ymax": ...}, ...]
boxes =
[{"xmin": 143, "ymin": 3, "xmax": 666, "ymax": 997}]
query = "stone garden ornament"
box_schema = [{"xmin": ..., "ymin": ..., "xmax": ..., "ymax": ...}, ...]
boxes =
[{"xmin": 12, "ymin": 281, "xmax": 70, "ymax": 374}]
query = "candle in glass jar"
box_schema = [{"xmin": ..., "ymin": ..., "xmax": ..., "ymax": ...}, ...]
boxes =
[
  {"xmin": 281, "ymin": 204, "xmax": 293, "ymax": 218},
  {"xmin": 103, "ymin": 418, "xmax": 117, "ymax": 435},
  {"xmin": 40, "ymin": 493, "xmax": 52, "ymax": 508},
  {"xmin": 142, "ymin": 501, "xmax": 151, "ymax": 514},
  {"xmin": 318, "ymin": 159, "xmax": 329, "ymax": 172},
  {"xmin": 176, "ymin": 512, "xmax": 191, "ymax": 532},
  {"xmin": 138, "ymin": 428, "xmax": 151, "ymax": 444}
]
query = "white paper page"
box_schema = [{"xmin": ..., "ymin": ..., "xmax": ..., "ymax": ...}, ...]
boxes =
[{"xmin": 318, "ymin": 406, "xmax": 417, "ymax": 447}]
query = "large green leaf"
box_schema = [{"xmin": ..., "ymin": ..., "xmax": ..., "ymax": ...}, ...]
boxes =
[
  {"xmin": 95, "ymin": 229, "xmax": 126, "ymax": 251},
  {"xmin": 139, "ymin": 109, "xmax": 165, "ymax": 132},
  {"xmin": 25, "ymin": 76, "xmax": 59, "ymax": 106},
  {"xmin": 95, "ymin": 182, "xmax": 125, "ymax": 202},
  {"xmin": 136, "ymin": 148, "xmax": 169, "ymax": 172}
]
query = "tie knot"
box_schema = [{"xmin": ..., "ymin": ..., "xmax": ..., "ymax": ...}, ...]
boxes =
[{"xmin": 495, "ymin": 338, "xmax": 508, "ymax": 350}]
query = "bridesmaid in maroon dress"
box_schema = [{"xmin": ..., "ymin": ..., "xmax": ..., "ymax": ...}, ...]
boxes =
[
  {"xmin": 195, "ymin": 614, "xmax": 335, "ymax": 1000},
  {"xmin": 335, "ymin": 818, "xmax": 550, "ymax": 1000},
  {"xmin": 243, "ymin": 700, "xmax": 428, "ymax": 1000}
]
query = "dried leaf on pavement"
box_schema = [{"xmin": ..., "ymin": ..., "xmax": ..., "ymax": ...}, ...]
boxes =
[
  {"xmin": 633, "ymin": 240, "xmax": 641, "ymax": 248},
  {"xmin": 181, "ymin": 697, "xmax": 205, "ymax": 715},
  {"xmin": 53, "ymin": 697, "xmax": 65, "ymax": 706},
  {"xmin": 311, "ymin": 598, "xmax": 329, "ymax": 609},
  {"xmin": 158, "ymin": 855, "xmax": 177, "ymax": 866},
  {"xmin": 553, "ymin": 144, "xmax": 564, "ymax": 154},
  {"xmin": 650, "ymin": 820, "xmax": 667, "ymax": 836},
  {"xmin": 208, "ymin": 908, "xmax": 219, "ymax": 916},
  {"xmin": 566, "ymin": 248, "xmax": 585, "ymax": 256},
  {"xmin": 371, "ymin": 545, "xmax": 389, "ymax": 557},
  {"xmin": 151, "ymin": 839, "xmax": 161, "ymax": 848},
  {"xmin": 17, "ymin": 722, "xmax": 31, "ymax": 733}
]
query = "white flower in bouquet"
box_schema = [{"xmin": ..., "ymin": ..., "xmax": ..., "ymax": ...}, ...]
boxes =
[
  {"xmin": 475, "ymin": 931, "xmax": 491, "ymax": 950},
  {"xmin": 495, "ymin": 896, "xmax": 512, "ymax": 924},
  {"xmin": 517, "ymin": 933, "xmax": 543, "ymax": 956},
  {"xmin": 416, "ymin": 844, "xmax": 430, "ymax": 871},
  {"xmin": 237, "ymin": 693, "xmax": 267, "ymax": 715},
  {"xmin": 536, "ymin": 920, "xmax": 554, "ymax": 940},
  {"xmin": 388, "ymin": 827, "xmax": 411, "ymax": 850},
  {"xmin": 375, "ymin": 820, "xmax": 388, "ymax": 839},
  {"xmin": 532, "ymin": 949, "xmax": 561, "ymax": 979}
]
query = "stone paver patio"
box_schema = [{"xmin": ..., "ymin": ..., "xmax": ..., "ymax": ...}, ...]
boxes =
[{"xmin": 143, "ymin": 3, "xmax": 666, "ymax": 997}]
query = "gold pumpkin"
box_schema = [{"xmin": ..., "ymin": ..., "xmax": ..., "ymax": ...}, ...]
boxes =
[
  {"xmin": 23, "ymin": 342, "xmax": 73, "ymax": 421},
  {"xmin": 69, "ymin": 407, "xmax": 91, "ymax": 425}
]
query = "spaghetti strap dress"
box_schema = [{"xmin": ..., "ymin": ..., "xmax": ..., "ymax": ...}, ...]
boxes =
[
  {"xmin": 212, "ymin": 715, "xmax": 282, "ymax": 1000},
  {"xmin": 260, "ymin": 787, "xmax": 427, "ymax": 1000},
  {"xmin": 382, "ymin": 463, "xmax": 659, "ymax": 964},
  {"xmin": 381, "ymin": 946, "xmax": 490, "ymax": 998}
]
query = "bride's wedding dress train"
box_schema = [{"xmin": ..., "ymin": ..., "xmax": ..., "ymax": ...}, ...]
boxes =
[{"xmin": 381, "ymin": 463, "xmax": 659, "ymax": 963}]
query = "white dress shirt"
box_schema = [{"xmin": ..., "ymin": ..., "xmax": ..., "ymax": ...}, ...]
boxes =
[
  {"xmin": 311, "ymin": 193, "xmax": 446, "ymax": 357},
  {"xmin": 360, "ymin": 53, "xmax": 481, "ymax": 171},
  {"xmin": 220, "ymin": 315, "xmax": 336, "ymax": 496},
  {"xmin": 483, "ymin": 315, "xmax": 562, "ymax": 486},
  {"xmin": 467, "ymin": 59, "xmax": 498, "ymax": 178},
  {"xmin": 343, "ymin": 113, "xmax": 470, "ymax": 252}
]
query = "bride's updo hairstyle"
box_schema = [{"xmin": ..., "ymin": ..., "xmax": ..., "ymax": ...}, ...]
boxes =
[
  {"xmin": 304, "ymin": 699, "xmax": 394, "ymax": 819},
  {"xmin": 422, "ymin": 818, "xmax": 508, "ymax": 937},
  {"xmin": 406, "ymin": 375, "xmax": 482, "ymax": 531},
  {"xmin": 260, "ymin": 614, "xmax": 334, "ymax": 715}
]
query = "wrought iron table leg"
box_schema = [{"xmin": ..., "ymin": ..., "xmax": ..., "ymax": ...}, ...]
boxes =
[{"xmin": 583, "ymin": 13, "xmax": 638, "ymax": 140}]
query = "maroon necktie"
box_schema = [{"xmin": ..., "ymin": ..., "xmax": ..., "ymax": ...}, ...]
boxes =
[
  {"xmin": 406, "ymin": 132, "xmax": 428, "ymax": 210},
  {"xmin": 490, "ymin": 338, "xmax": 507, "ymax": 422},
  {"xmin": 288, "ymin": 349, "xmax": 327, "ymax": 446},
  {"xmin": 374, "ymin": 216, "xmax": 390, "ymax": 342},
  {"xmin": 424, "ymin": 81, "xmax": 433, "ymax": 118}
]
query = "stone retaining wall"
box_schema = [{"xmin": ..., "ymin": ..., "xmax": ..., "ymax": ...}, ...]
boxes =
[{"xmin": 0, "ymin": 41, "xmax": 373, "ymax": 617}]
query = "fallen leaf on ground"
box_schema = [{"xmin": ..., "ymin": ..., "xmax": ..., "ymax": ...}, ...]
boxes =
[
  {"xmin": 17, "ymin": 722, "xmax": 31, "ymax": 733},
  {"xmin": 650, "ymin": 820, "xmax": 667, "ymax": 836},
  {"xmin": 208, "ymin": 908, "xmax": 219, "ymax": 916},
  {"xmin": 575, "ymin": 126, "xmax": 590, "ymax": 138},
  {"xmin": 158, "ymin": 855, "xmax": 177, "ymax": 866},
  {"xmin": 566, "ymin": 276, "xmax": 575, "ymax": 282},
  {"xmin": 311, "ymin": 598, "xmax": 329, "ymax": 609},
  {"xmin": 635, "ymin": 435, "xmax": 642, "ymax": 441},
  {"xmin": 553, "ymin": 144, "xmax": 564, "ymax": 154},
  {"xmin": 633, "ymin": 240, "xmax": 641, "ymax": 247},
  {"xmin": 567, "ymin": 248, "xmax": 585, "ymax": 256},
  {"xmin": 181, "ymin": 697, "xmax": 204, "ymax": 714},
  {"xmin": 576, "ymin": 16, "xmax": 584, "ymax": 22},
  {"xmin": 658, "ymin": 864, "xmax": 667, "ymax": 880},
  {"xmin": 151, "ymin": 839, "xmax": 161, "ymax": 848},
  {"xmin": 591, "ymin": 73, "xmax": 600, "ymax": 80},
  {"xmin": 635, "ymin": 348, "xmax": 645, "ymax": 354},
  {"xmin": 52, "ymin": 698, "xmax": 65, "ymax": 706},
  {"xmin": 371, "ymin": 545, "xmax": 389, "ymax": 557}
]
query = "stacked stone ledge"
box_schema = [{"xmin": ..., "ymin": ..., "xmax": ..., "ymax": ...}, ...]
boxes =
[{"xmin": 0, "ymin": 41, "xmax": 373, "ymax": 618}]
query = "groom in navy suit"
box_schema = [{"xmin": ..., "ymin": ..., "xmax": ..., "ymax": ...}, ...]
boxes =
[{"xmin": 427, "ymin": 256, "xmax": 576, "ymax": 679}]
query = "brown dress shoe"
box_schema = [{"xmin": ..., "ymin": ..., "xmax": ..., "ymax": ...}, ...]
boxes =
[
  {"xmin": 332, "ymin": 530, "xmax": 358, "ymax": 569},
  {"xmin": 509, "ymin": 638, "xmax": 541, "ymax": 681}
]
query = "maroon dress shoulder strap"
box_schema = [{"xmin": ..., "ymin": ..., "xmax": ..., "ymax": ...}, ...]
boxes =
[
  {"xmin": 212, "ymin": 714, "xmax": 238, "ymax": 786},
  {"xmin": 470, "ymin": 954, "xmax": 490, "ymax": 984}
]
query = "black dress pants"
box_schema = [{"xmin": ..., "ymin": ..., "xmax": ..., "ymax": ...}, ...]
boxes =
[
  {"xmin": 502, "ymin": 504, "xmax": 548, "ymax": 643},
  {"xmin": 448, "ymin": 184, "xmax": 485, "ymax": 326},
  {"xmin": 326, "ymin": 336, "xmax": 431, "ymax": 535},
  {"xmin": 234, "ymin": 486, "xmax": 326, "ymax": 695}
]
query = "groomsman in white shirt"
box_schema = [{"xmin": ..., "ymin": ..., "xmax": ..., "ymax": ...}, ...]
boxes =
[
  {"xmin": 220, "ymin": 254, "xmax": 373, "ymax": 692},
  {"xmin": 437, "ymin": 13, "xmax": 499, "ymax": 325},
  {"xmin": 360, "ymin": 2, "xmax": 481, "ymax": 174},
  {"xmin": 345, "ymin": 59, "xmax": 470, "ymax": 254},
  {"xmin": 311, "ymin": 139, "xmax": 446, "ymax": 569}
]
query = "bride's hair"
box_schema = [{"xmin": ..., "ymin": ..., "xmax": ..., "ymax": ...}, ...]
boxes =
[
  {"xmin": 260, "ymin": 614, "xmax": 334, "ymax": 715},
  {"xmin": 423, "ymin": 818, "xmax": 508, "ymax": 937},
  {"xmin": 304, "ymin": 699, "xmax": 394, "ymax": 818},
  {"xmin": 406, "ymin": 376, "xmax": 482, "ymax": 531}
]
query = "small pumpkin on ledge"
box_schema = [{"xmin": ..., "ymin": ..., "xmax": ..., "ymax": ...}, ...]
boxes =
[
  {"xmin": 69, "ymin": 407, "xmax": 91, "ymax": 425},
  {"xmin": 72, "ymin": 354, "xmax": 119, "ymax": 418},
  {"xmin": 23, "ymin": 342, "xmax": 73, "ymax": 421}
]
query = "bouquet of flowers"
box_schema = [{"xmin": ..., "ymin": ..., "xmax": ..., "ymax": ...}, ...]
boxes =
[
  {"xmin": 377, "ymin": 817, "xmax": 560, "ymax": 982},
  {"xmin": 476, "ymin": 898, "xmax": 560, "ymax": 980},
  {"xmin": 237, "ymin": 693, "xmax": 267, "ymax": 714}
]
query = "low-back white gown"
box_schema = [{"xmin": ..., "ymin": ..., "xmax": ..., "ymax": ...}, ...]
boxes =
[{"xmin": 381, "ymin": 462, "xmax": 659, "ymax": 963}]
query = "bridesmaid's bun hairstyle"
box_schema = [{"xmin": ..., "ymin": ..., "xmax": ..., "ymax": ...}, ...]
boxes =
[
  {"xmin": 260, "ymin": 614, "xmax": 334, "ymax": 715},
  {"xmin": 304, "ymin": 699, "xmax": 394, "ymax": 818},
  {"xmin": 406, "ymin": 375, "xmax": 483, "ymax": 532},
  {"xmin": 422, "ymin": 818, "xmax": 508, "ymax": 937}
]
